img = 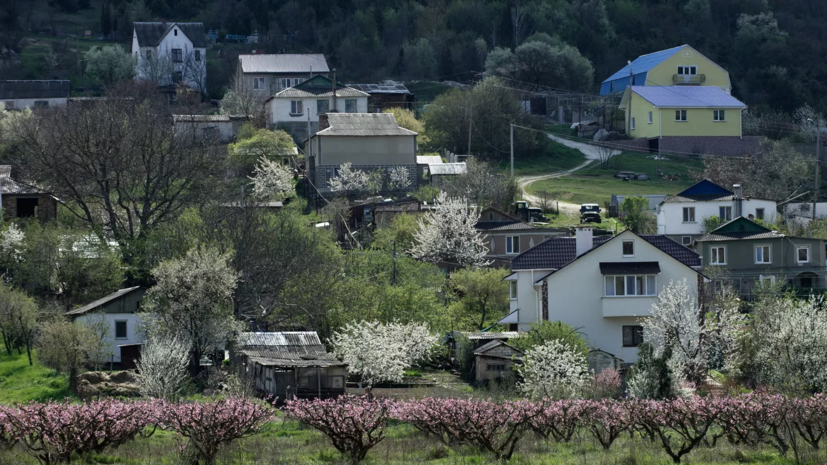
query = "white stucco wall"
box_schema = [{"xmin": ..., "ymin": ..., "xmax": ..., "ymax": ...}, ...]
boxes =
[
  {"xmin": 267, "ymin": 95, "xmax": 368, "ymax": 127},
  {"xmin": 318, "ymin": 135, "xmax": 416, "ymax": 166},
  {"xmin": 75, "ymin": 313, "xmax": 143, "ymax": 363},
  {"xmin": 657, "ymin": 198, "xmax": 778, "ymax": 235},
  {"xmin": 510, "ymin": 231, "xmax": 700, "ymax": 362},
  {"xmin": 1, "ymin": 98, "xmax": 67, "ymax": 109}
]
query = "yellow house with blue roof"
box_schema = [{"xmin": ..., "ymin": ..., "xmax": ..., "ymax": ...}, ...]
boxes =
[{"xmin": 600, "ymin": 44, "xmax": 732, "ymax": 96}]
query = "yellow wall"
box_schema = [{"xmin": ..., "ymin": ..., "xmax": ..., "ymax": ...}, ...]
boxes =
[
  {"xmin": 660, "ymin": 107, "xmax": 741, "ymax": 137},
  {"xmin": 645, "ymin": 46, "xmax": 731, "ymax": 91},
  {"xmin": 625, "ymin": 95, "xmax": 660, "ymax": 139}
]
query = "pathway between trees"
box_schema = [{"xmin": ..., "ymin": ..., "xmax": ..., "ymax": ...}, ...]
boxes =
[{"xmin": 518, "ymin": 135, "xmax": 620, "ymax": 215}]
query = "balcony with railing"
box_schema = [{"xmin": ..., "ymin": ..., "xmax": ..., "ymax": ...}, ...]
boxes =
[{"xmin": 672, "ymin": 74, "xmax": 706, "ymax": 85}]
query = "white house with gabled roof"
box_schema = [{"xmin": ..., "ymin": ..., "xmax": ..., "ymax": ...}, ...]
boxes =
[
  {"xmin": 501, "ymin": 227, "xmax": 702, "ymax": 363},
  {"xmin": 131, "ymin": 22, "xmax": 207, "ymax": 92}
]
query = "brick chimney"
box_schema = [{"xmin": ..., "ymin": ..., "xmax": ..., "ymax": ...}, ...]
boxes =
[{"xmin": 574, "ymin": 225, "xmax": 594, "ymax": 257}]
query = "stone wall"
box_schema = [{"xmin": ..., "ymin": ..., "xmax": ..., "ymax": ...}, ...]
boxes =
[{"xmin": 659, "ymin": 136, "xmax": 763, "ymax": 157}]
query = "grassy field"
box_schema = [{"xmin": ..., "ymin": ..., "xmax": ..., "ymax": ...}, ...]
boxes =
[
  {"xmin": 526, "ymin": 152, "xmax": 704, "ymax": 206},
  {"xmin": 0, "ymin": 415, "xmax": 810, "ymax": 464},
  {"xmin": 500, "ymin": 139, "xmax": 587, "ymax": 176},
  {"xmin": 0, "ymin": 351, "xmax": 72, "ymax": 404}
]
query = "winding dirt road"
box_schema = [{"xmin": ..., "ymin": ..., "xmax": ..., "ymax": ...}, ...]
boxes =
[{"xmin": 518, "ymin": 135, "xmax": 620, "ymax": 214}]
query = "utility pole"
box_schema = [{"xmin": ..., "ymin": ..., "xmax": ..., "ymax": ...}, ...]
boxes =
[
  {"xmin": 392, "ymin": 240, "xmax": 398, "ymax": 285},
  {"xmin": 816, "ymin": 129, "xmax": 821, "ymax": 220},
  {"xmin": 510, "ymin": 123, "xmax": 514, "ymax": 176},
  {"xmin": 467, "ymin": 76, "xmax": 474, "ymax": 156}
]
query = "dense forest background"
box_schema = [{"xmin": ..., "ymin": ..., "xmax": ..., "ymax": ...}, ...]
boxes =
[{"xmin": 4, "ymin": 0, "xmax": 827, "ymax": 112}]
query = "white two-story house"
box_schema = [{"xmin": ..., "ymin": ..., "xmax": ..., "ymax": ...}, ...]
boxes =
[
  {"xmin": 237, "ymin": 54, "xmax": 329, "ymax": 98},
  {"xmin": 66, "ymin": 287, "xmax": 145, "ymax": 365},
  {"xmin": 132, "ymin": 22, "xmax": 207, "ymax": 92},
  {"xmin": 501, "ymin": 227, "xmax": 702, "ymax": 362},
  {"xmin": 656, "ymin": 179, "xmax": 777, "ymax": 246},
  {"xmin": 266, "ymin": 75, "xmax": 368, "ymax": 141}
]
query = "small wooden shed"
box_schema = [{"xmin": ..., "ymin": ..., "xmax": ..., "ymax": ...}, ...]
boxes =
[
  {"xmin": 235, "ymin": 332, "xmax": 346, "ymax": 401},
  {"xmin": 587, "ymin": 349, "xmax": 624, "ymax": 374},
  {"xmin": 473, "ymin": 340, "xmax": 523, "ymax": 382}
]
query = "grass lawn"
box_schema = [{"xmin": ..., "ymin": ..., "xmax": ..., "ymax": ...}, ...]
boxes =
[
  {"xmin": 0, "ymin": 351, "xmax": 72, "ymax": 404},
  {"xmin": 527, "ymin": 151, "xmax": 704, "ymax": 206},
  {"xmin": 501, "ymin": 139, "xmax": 587, "ymax": 176}
]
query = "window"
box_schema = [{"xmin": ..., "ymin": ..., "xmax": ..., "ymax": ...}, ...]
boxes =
[
  {"xmin": 253, "ymin": 77, "xmax": 266, "ymax": 90},
  {"xmin": 4, "ymin": 101, "xmax": 14, "ymax": 110},
  {"xmin": 317, "ymin": 99, "xmax": 329, "ymax": 115},
  {"xmin": 682, "ymin": 236, "xmax": 692, "ymax": 246},
  {"xmin": 623, "ymin": 326, "xmax": 644, "ymax": 347},
  {"xmin": 174, "ymin": 28, "xmax": 178, "ymax": 36},
  {"xmin": 345, "ymin": 99, "xmax": 357, "ymax": 113},
  {"xmin": 622, "ymin": 240, "xmax": 634, "ymax": 257},
  {"xmin": 756, "ymin": 208, "xmax": 765, "ymax": 220},
  {"xmin": 714, "ymin": 110, "xmax": 726, "ymax": 122},
  {"xmin": 293, "ymin": 78, "xmax": 303, "ymax": 87},
  {"xmin": 755, "ymin": 245, "xmax": 771, "ymax": 264},
  {"xmin": 290, "ymin": 100, "xmax": 303, "ymax": 115},
  {"xmin": 280, "ymin": 78, "xmax": 291, "ymax": 89},
  {"xmin": 33, "ymin": 101, "xmax": 48, "ymax": 108},
  {"xmin": 648, "ymin": 111, "xmax": 653, "ymax": 124},
  {"xmin": 710, "ymin": 246, "xmax": 726, "ymax": 265},
  {"xmin": 797, "ymin": 246, "xmax": 810, "ymax": 263},
  {"xmin": 488, "ymin": 213, "xmax": 494, "ymax": 220},
  {"xmin": 506, "ymin": 236, "xmax": 520, "ymax": 254},
  {"xmin": 676, "ymin": 110, "xmax": 688, "ymax": 121},
  {"xmin": 146, "ymin": 49, "xmax": 152, "ymax": 60},
  {"xmin": 509, "ymin": 281, "xmax": 517, "ymax": 300},
  {"xmin": 677, "ymin": 66, "xmax": 697, "ymax": 75},
  {"xmin": 682, "ymin": 207, "xmax": 695, "ymax": 222},
  {"xmin": 630, "ymin": 117, "xmax": 636, "ymax": 130},
  {"xmin": 487, "ymin": 363, "xmax": 506, "ymax": 372},
  {"xmin": 719, "ymin": 206, "xmax": 732, "ymax": 221},
  {"xmin": 115, "ymin": 321, "xmax": 127, "ymax": 339},
  {"xmin": 605, "ymin": 275, "xmax": 657, "ymax": 297},
  {"xmin": 172, "ymin": 48, "xmax": 183, "ymax": 63},
  {"xmin": 194, "ymin": 50, "xmax": 201, "ymax": 62}
]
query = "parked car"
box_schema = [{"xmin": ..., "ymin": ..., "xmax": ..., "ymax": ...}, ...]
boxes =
[{"xmin": 580, "ymin": 204, "xmax": 602, "ymax": 223}]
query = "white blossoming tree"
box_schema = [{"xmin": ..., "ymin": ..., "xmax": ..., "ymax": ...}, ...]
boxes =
[
  {"xmin": 250, "ymin": 156, "xmax": 294, "ymax": 200},
  {"xmin": 752, "ymin": 294, "xmax": 827, "ymax": 393},
  {"xmin": 329, "ymin": 320, "xmax": 437, "ymax": 391},
  {"xmin": 387, "ymin": 166, "xmax": 412, "ymax": 191},
  {"xmin": 0, "ymin": 223, "xmax": 25, "ymax": 261},
  {"xmin": 642, "ymin": 278, "xmax": 707, "ymax": 384},
  {"xmin": 517, "ymin": 339, "xmax": 592, "ymax": 399},
  {"xmin": 328, "ymin": 162, "xmax": 370, "ymax": 194},
  {"xmin": 134, "ymin": 334, "xmax": 190, "ymax": 399},
  {"xmin": 410, "ymin": 192, "xmax": 490, "ymax": 268}
]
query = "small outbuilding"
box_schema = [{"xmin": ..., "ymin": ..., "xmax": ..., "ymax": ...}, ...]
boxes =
[
  {"xmin": 235, "ymin": 332, "xmax": 346, "ymax": 401},
  {"xmin": 473, "ymin": 339, "xmax": 522, "ymax": 382}
]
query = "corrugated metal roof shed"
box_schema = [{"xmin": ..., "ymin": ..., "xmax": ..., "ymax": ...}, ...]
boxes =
[
  {"xmin": 239, "ymin": 54, "xmax": 329, "ymax": 74},
  {"xmin": 629, "ymin": 86, "xmax": 746, "ymax": 108},
  {"xmin": 428, "ymin": 163, "xmax": 466, "ymax": 175},
  {"xmin": 133, "ymin": 22, "xmax": 207, "ymax": 48},
  {"xmin": 0, "ymin": 80, "xmax": 70, "ymax": 99},
  {"xmin": 317, "ymin": 113, "xmax": 418, "ymax": 137},
  {"xmin": 239, "ymin": 331, "xmax": 322, "ymax": 347},
  {"xmin": 416, "ymin": 155, "xmax": 443, "ymax": 165},
  {"xmin": 238, "ymin": 331, "xmax": 338, "ymax": 363},
  {"xmin": 275, "ymin": 87, "xmax": 367, "ymax": 98},
  {"xmin": 346, "ymin": 82, "xmax": 411, "ymax": 94},
  {"xmin": 246, "ymin": 356, "xmax": 343, "ymax": 367}
]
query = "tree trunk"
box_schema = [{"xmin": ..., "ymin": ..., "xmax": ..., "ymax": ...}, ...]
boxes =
[{"xmin": 69, "ymin": 364, "xmax": 78, "ymax": 394}]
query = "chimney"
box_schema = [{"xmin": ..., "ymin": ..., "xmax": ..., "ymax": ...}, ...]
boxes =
[
  {"xmin": 318, "ymin": 113, "xmax": 330, "ymax": 131},
  {"xmin": 574, "ymin": 225, "xmax": 594, "ymax": 257},
  {"xmin": 331, "ymin": 68, "xmax": 337, "ymax": 112},
  {"xmin": 733, "ymin": 184, "xmax": 743, "ymax": 218}
]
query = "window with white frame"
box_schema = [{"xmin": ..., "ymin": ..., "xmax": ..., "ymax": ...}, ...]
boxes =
[
  {"xmin": 172, "ymin": 48, "xmax": 183, "ymax": 63},
  {"xmin": 509, "ymin": 281, "xmax": 517, "ymax": 300},
  {"xmin": 605, "ymin": 275, "xmax": 657, "ymax": 297},
  {"xmin": 755, "ymin": 245, "xmax": 771, "ymax": 264},
  {"xmin": 797, "ymin": 246, "xmax": 810, "ymax": 263},
  {"xmin": 506, "ymin": 236, "xmax": 520, "ymax": 254},
  {"xmin": 622, "ymin": 240, "xmax": 634, "ymax": 257},
  {"xmin": 759, "ymin": 275, "xmax": 776, "ymax": 285},
  {"xmin": 290, "ymin": 100, "xmax": 303, "ymax": 115},
  {"xmin": 648, "ymin": 111, "xmax": 653, "ymax": 124},
  {"xmin": 682, "ymin": 236, "xmax": 692, "ymax": 246},
  {"xmin": 719, "ymin": 206, "xmax": 732, "ymax": 221},
  {"xmin": 253, "ymin": 77, "xmax": 266, "ymax": 90},
  {"xmin": 677, "ymin": 66, "xmax": 697, "ymax": 76},
  {"xmin": 676, "ymin": 110, "xmax": 688, "ymax": 121},
  {"xmin": 683, "ymin": 207, "xmax": 695, "ymax": 222},
  {"xmin": 714, "ymin": 110, "xmax": 726, "ymax": 121},
  {"xmin": 756, "ymin": 208, "xmax": 765, "ymax": 220},
  {"xmin": 631, "ymin": 117, "xmax": 636, "ymax": 130},
  {"xmin": 710, "ymin": 246, "xmax": 726, "ymax": 265}
]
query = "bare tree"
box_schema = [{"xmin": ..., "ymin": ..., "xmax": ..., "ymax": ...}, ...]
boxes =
[
  {"xmin": 595, "ymin": 142, "xmax": 618, "ymax": 169},
  {"xmin": 137, "ymin": 52, "xmax": 174, "ymax": 85},
  {"xmin": 13, "ymin": 82, "xmax": 222, "ymax": 261},
  {"xmin": 182, "ymin": 50, "xmax": 208, "ymax": 95},
  {"xmin": 511, "ymin": 2, "xmax": 532, "ymax": 46},
  {"xmin": 220, "ymin": 73, "xmax": 265, "ymax": 123}
]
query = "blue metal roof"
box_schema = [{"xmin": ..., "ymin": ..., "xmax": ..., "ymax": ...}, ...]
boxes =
[
  {"xmin": 630, "ymin": 86, "xmax": 746, "ymax": 108},
  {"xmin": 599, "ymin": 45, "xmax": 685, "ymax": 95},
  {"xmin": 678, "ymin": 179, "xmax": 732, "ymax": 197}
]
